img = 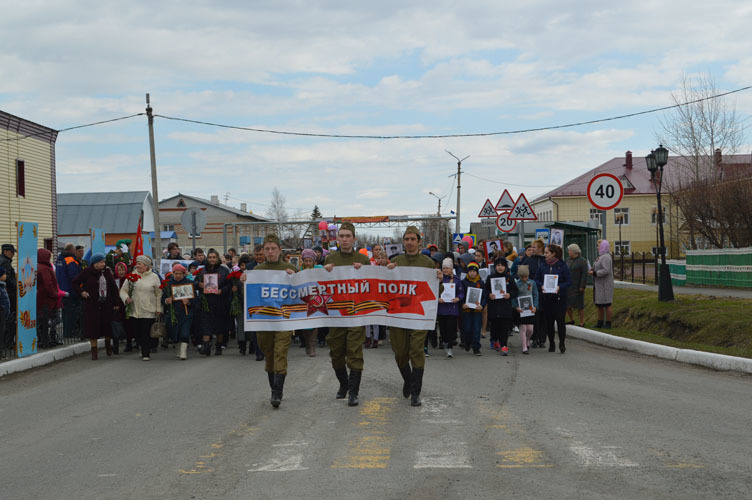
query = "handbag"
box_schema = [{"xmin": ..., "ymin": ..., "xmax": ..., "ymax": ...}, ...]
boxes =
[
  {"xmin": 150, "ymin": 320, "xmax": 167, "ymax": 339},
  {"xmin": 111, "ymin": 321, "xmax": 127, "ymax": 340}
]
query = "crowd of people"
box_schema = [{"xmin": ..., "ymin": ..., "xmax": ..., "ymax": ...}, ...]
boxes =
[{"xmin": 0, "ymin": 229, "xmax": 615, "ymax": 407}]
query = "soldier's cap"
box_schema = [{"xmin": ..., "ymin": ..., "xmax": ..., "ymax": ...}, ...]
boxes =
[
  {"xmin": 338, "ymin": 222, "xmax": 356, "ymax": 236},
  {"xmin": 263, "ymin": 234, "xmax": 282, "ymax": 247},
  {"xmin": 2, "ymin": 244, "xmax": 16, "ymax": 253},
  {"xmin": 403, "ymin": 226, "xmax": 422, "ymax": 240}
]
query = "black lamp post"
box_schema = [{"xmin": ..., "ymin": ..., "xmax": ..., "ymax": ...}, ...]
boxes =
[{"xmin": 646, "ymin": 145, "xmax": 674, "ymax": 301}]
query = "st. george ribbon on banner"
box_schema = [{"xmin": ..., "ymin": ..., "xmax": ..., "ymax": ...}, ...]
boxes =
[{"xmin": 244, "ymin": 266, "xmax": 439, "ymax": 331}]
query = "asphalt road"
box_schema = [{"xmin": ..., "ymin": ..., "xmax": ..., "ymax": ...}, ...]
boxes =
[{"xmin": 1, "ymin": 336, "xmax": 750, "ymax": 500}]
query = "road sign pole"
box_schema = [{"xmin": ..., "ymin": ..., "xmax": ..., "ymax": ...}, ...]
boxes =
[{"xmin": 191, "ymin": 212, "xmax": 197, "ymax": 255}]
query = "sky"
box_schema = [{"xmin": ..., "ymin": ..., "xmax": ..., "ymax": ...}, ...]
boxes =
[{"xmin": 2, "ymin": 1, "xmax": 751, "ymax": 234}]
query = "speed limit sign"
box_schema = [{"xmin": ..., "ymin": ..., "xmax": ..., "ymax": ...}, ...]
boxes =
[
  {"xmin": 495, "ymin": 210, "xmax": 517, "ymax": 233},
  {"xmin": 587, "ymin": 173, "xmax": 624, "ymax": 211}
]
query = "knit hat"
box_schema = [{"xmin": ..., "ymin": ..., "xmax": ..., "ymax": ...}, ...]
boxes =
[
  {"xmin": 172, "ymin": 263, "xmax": 187, "ymax": 273},
  {"xmin": 430, "ymin": 252, "xmax": 445, "ymax": 264},
  {"xmin": 493, "ymin": 257, "xmax": 508, "ymax": 268},
  {"xmin": 1, "ymin": 244, "xmax": 16, "ymax": 253},
  {"xmin": 301, "ymin": 249, "xmax": 316, "ymax": 261},
  {"xmin": 136, "ymin": 255, "xmax": 152, "ymax": 267},
  {"xmin": 441, "ymin": 258, "xmax": 453, "ymax": 270},
  {"xmin": 89, "ymin": 253, "xmax": 105, "ymax": 266},
  {"xmin": 428, "ymin": 244, "xmax": 438, "ymax": 251},
  {"xmin": 114, "ymin": 261, "xmax": 128, "ymax": 275},
  {"xmin": 517, "ymin": 265, "xmax": 530, "ymax": 278},
  {"xmin": 403, "ymin": 226, "xmax": 422, "ymax": 240},
  {"xmin": 339, "ymin": 222, "xmax": 356, "ymax": 236},
  {"xmin": 459, "ymin": 253, "xmax": 475, "ymax": 265},
  {"xmin": 467, "ymin": 261, "xmax": 480, "ymax": 271},
  {"xmin": 264, "ymin": 234, "xmax": 282, "ymax": 247}
]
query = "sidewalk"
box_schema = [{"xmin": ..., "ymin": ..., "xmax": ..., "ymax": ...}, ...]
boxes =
[
  {"xmin": 615, "ymin": 281, "xmax": 752, "ymax": 299},
  {"xmin": 0, "ymin": 339, "xmax": 103, "ymax": 378}
]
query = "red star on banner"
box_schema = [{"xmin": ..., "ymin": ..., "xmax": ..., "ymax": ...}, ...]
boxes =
[{"xmin": 301, "ymin": 292, "xmax": 332, "ymax": 316}]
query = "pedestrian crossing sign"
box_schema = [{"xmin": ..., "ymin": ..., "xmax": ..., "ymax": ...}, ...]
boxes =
[
  {"xmin": 477, "ymin": 199, "xmax": 497, "ymax": 218},
  {"xmin": 509, "ymin": 193, "xmax": 537, "ymax": 221}
]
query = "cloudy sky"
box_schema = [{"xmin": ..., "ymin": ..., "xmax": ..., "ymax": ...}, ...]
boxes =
[{"xmin": 2, "ymin": 1, "xmax": 751, "ymax": 232}]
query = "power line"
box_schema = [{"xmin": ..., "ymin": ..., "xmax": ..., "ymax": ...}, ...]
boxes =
[
  {"xmin": 153, "ymin": 84, "xmax": 752, "ymax": 139},
  {"xmin": 463, "ymin": 172, "xmax": 560, "ymax": 188},
  {"xmin": 0, "ymin": 113, "xmax": 145, "ymax": 142}
]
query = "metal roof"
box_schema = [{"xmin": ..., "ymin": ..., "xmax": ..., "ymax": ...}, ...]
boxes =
[
  {"xmin": 58, "ymin": 191, "xmax": 151, "ymax": 235},
  {"xmin": 534, "ymin": 153, "xmax": 752, "ymax": 202},
  {"xmin": 160, "ymin": 193, "xmax": 268, "ymax": 220}
]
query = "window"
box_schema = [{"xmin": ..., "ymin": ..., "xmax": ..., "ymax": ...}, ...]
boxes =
[
  {"xmin": 589, "ymin": 208, "xmax": 601, "ymax": 221},
  {"xmin": 615, "ymin": 240, "xmax": 631, "ymax": 255},
  {"xmin": 16, "ymin": 159, "xmax": 25, "ymax": 197},
  {"xmin": 163, "ymin": 224, "xmax": 175, "ymax": 232},
  {"xmin": 651, "ymin": 208, "xmax": 665, "ymax": 224},
  {"xmin": 614, "ymin": 207, "xmax": 629, "ymax": 225}
]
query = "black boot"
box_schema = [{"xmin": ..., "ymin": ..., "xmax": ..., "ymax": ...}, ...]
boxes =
[
  {"xmin": 271, "ymin": 373, "xmax": 286, "ymax": 408},
  {"xmin": 215, "ymin": 343, "xmax": 223, "ymax": 355},
  {"xmin": 410, "ymin": 368, "xmax": 424, "ymax": 407},
  {"xmin": 267, "ymin": 371, "xmax": 274, "ymax": 389},
  {"xmin": 595, "ymin": 320, "xmax": 604, "ymax": 328},
  {"xmin": 112, "ymin": 339, "xmax": 120, "ymax": 355},
  {"xmin": 348, "ymin": 370, "xmax": 362, "ymax": 407},
  {"xmin": 238, "ymin": 341, "xmax": 247, "ymax": 355},
  {"xmin": 398, "ymin": 365, "xmax": 412, "ymax": 399},
  {"xmin": 335, "ymin": 368, "xmax": 349, "ymax": 399},
  {"xmin": 124, "ymin": 338, "xmax": 133, "ymax": 352}
]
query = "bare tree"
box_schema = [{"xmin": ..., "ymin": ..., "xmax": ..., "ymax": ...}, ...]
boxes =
[
  {"xmin": 657, "ymin": 73, "xmax": 748, "ymax": 249},
  {"xmin": 266, "ymin": 187, "xmax": 288, "ymax": 241}
]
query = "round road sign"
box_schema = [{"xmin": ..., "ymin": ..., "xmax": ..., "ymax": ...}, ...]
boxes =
[
  {"xmin": 495, "ymin": 210, "xmax": 517, "ymax": 233},
  {"xmin": 587, "ymin": 173, "xmax": 624, "ymax": 211}
]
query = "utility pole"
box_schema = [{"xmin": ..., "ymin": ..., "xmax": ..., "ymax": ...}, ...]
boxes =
[
  {"xmin": 446, "ymin": 151, "xmax": 470, "ymax": 234},
  {"xmin": 429, "ymin": 191, "xmax": 444, "ymax": 248},
  {"xmin": 146, "ymin": 94, "xmax": 161, "ymax": 269}
]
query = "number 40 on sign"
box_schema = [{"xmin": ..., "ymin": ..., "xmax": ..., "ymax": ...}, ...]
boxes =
[{"xmin": 587, "ymin": 173, "xmax": 624, "ymax": 211}]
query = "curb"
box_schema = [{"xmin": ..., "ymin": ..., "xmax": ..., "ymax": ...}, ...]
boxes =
[
  {"xmin": 567, "ymin": 326, "xmax": 752, "ymax": 374},
  {"xmin": 0, "ymin": 339, "xmax": 104, "ymax": 378}
]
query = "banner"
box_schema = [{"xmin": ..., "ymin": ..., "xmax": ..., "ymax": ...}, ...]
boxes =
[
  {"xmin": 90, "ymin": 228, "xmax": 106, "ymax": 256},
  {"xmin": 245, "ymin": 266, "xmax": 439, "ymax": 331},
  {"xmin": 16, "ymin": 222, "xmax": 38, "ymax": 357},
  {"xmin": 142, "ymin": 232, "xmax": 153, "ymax": 261}
]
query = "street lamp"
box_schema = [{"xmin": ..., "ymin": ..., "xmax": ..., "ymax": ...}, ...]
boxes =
[
  {"xmin": 428, "ymin": 191, "xmax": 445, "ymax": 249},
  {"xmin": 646, "ymin": 145, "xmax": 674, "ymax": 302}
]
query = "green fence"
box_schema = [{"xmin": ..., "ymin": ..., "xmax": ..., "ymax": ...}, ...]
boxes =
[{"xmin": 662, "ymin": 248, "xmax": 752, "ymax": 288}]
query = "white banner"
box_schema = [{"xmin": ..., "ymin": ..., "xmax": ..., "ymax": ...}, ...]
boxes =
[{"xmin": 244, "ymin": 266, "xmax": 439, "ymax": 331}]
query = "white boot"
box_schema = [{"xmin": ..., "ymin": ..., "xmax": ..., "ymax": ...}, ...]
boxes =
[{"xmin": 179, "ymin": 342, "xmax": 188, "ymax": 360}]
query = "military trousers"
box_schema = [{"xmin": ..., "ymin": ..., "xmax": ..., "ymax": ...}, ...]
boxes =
[
  {"xmin": 257, "ymin": 330, "xmax": 292, "ymax": 375},
  {"xmin": 389, "ymin": 327, "xmax": 427, "ymax": 370},
  {"xmin": 327, "ymin": 326, "xmax": 365, "ymax": 371}
]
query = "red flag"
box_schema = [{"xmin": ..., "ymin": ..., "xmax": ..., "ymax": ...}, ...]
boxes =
[{"xmin": 132, "ymin": 220, "xmax": 144, "ymax": 260}]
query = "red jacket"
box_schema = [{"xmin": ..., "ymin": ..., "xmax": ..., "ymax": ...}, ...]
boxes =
[{"xmin": 37, "ymin": 248, "xmax": 60, "ymax": 311}]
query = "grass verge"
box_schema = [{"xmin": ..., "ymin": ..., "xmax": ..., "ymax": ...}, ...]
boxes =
[{"xmin": 575, "ymin": 288, "xmax": 752, "ymax": 359}]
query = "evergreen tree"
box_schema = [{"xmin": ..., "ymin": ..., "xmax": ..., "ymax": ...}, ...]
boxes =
[{"xmin": 311, "ymin": 205, "xmax": 323, "ymax": 220}]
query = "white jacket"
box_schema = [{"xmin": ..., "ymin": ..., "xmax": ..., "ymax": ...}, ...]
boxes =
[{"xmin": 119, "ymin": 270, "xmax": 163, "ymax": 319}]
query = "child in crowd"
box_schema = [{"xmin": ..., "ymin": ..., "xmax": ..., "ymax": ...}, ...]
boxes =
[
  {"xmin": 461, "ymin": 262, "xmax": 486, "ymax": 355},
  {"xmin": 484, "ymin": 257, "xmax": 518, "ymax": 355},
  {"xmin": 513, "ymin": 265, "xmax": 538, "ymax": 354},
  {"xmin": 438, "ymin": 257, "xmax": 464, "ymax": 358}
]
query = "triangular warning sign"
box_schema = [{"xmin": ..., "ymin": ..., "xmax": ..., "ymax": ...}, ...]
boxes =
[
  {"xmin": 478, "ymin": 199, "xmax": 497, "ymax": 218},
  {"xmin": 508, "ymin": 193, "xmax": 537, "ymax": 221},
  {"xmin": 494, "ymin": 189, "xmax": 515, "ymax": 211}
]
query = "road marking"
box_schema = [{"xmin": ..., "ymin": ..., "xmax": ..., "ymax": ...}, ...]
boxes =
[
  {"xmin": 332, "ymin": 397, "xmax": 396, "ymax": 469},
  {"xmin": 273, "ymin": 441, "xmax": 309, "ymax": 447},
  {"xmin": 414, "ymin": 439, "xmax": 472, "ymax": 469},
  {"xmin": 497, "ymin": 448, "xmax": 553, "ymax": 468},
  {"xmin": 249, "ymin": 454, "xmax": 308, "ymax": 472},
  {"xmin": 97, "ymin": 474, "xmax": 117, "ymax": 477},
  {"xmin": 667, "ymin": 463, "xmax": 704, "ymax": 469},
  {"xmin": 570, "ymin": 444, "xmax": 638, "ymax": 467}
]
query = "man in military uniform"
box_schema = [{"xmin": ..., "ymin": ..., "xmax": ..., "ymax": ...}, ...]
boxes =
[
  {"xmin": 323, "ymin": 222, "xmax": 371, "ymax": 406},
  {"xmin": 106, "ymin": 239, "xmax": 132, "ymax": 271},
  {"xmin": 253, "ymin": 234, "xmax": 297, "ymax": 408},
  {"xmin": 387, "ymin": 226, "xmax": 441, "ymax": 407},
  {"xmin": 0, "ymin": 244, "xmax": 17, "ymax": 351}
]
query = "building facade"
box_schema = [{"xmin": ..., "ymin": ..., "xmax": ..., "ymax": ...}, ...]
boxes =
[{"xmin": 1, "ymin": 110, "xmax": 58, "ymax": 251}]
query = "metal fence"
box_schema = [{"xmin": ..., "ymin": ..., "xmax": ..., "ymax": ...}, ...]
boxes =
[
  {"xmin": 1, "ymin": 309, "xmax": 85, "ymax": 361},
  {"xmin": 611, "ymin": 252, "xmax": 659, "ymax": 285}
]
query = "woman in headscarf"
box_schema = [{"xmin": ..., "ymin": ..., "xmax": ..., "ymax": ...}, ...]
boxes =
[
  {"xmin": 197, "ymin": 248, "xmax": 231, "ymax": 356},
  {"xmin": 162, "ymin": 263, "xmax": 197, "ymax": 360},
  {"xmin": 565, "ymin": 243, "xmax": 588, "ymax": 327},
  {"xmin": 73, "ymin": 253, "xmax": 122, "ymax": 359},
  {"xmin": 119, "ymin": 255, "xmax": 162, "ymax": 360},
  {"xmin": 589, "ymin": 240, "xmax": 614, "ymax": 328}
]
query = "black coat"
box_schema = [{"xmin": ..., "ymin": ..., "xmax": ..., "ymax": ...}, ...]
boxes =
[
  {"xmin": 484, "ymin": 270, "xmax": 518, "ymax": 319},
  {"xmin": 72, "ymin": 266, "xmax": 122, "ymax": 339}
]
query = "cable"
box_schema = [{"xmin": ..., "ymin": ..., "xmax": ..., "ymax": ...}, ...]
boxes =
[
  {"xmin": 154, "ymin": 84, "xmax": 752, "ymax": 139},
  {"xmin": 0, "ymin": 113, "xmax": 146, "ymax": 142},
  {"xmin": 463, "ymin": 172, "xmax": 561, "ymax": 188}
]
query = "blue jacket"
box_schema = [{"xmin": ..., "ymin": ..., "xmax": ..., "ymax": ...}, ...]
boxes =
[
  {"xmin": 461, "ymin": 277, "xmax": 487, "ymax": 311},
  {"xmin": 534, "ymin": 259, "xmax": 572, "ymax": 301},
  {"xmin": 0, "ymin": 281, "xmax": 10, "ymax": 319},
  {"xmin": 55, "ymin": 251, "xmax": 82, "ymax": 293},
  {"xmin": 438, "ymin": 274, "xmax": 464, "ymax": 317}
]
